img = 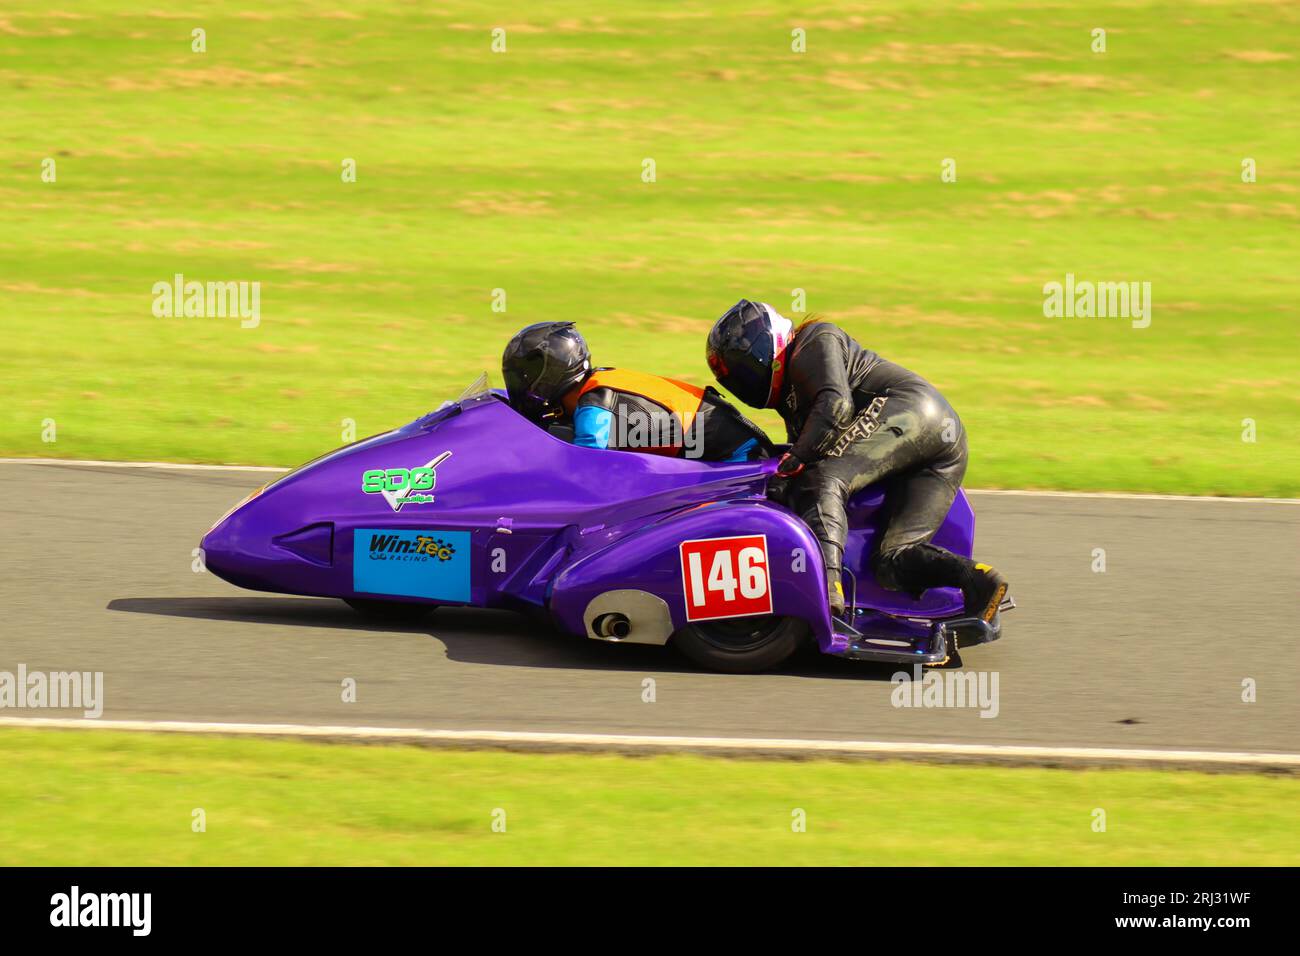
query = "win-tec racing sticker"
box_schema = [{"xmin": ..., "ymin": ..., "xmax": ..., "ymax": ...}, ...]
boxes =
[
  {"xmin": 353, "ymin": 528, "xmax": 471, "ymax": 602},
  {"xmin": 361, "ymin": 451, "xmax": 451, "ymax": 512}
]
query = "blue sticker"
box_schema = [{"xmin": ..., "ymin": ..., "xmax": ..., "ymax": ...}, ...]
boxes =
[{"xmin": 353, "ymin": 529, "xmax": 472, "ymax": 602}]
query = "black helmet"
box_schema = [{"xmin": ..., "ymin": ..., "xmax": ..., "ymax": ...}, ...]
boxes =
[
  {"xmin": 502, "ymin": 321, "xmax": 592, "ymax": 421},
  {"xmin": 705, "ymin": 300, "xmax": 795, "ymax": 408}
]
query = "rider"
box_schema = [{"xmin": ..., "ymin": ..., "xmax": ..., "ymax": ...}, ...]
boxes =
[
  {"xmin": 705, "ymin": 299, "xmax": 1009, "ymax": 621},
  {"xmin": 502, "ymin": 321, "xmax": 773, "ymax": 462}
]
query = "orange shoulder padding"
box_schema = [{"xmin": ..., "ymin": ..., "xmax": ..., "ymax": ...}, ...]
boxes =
[{"xmin": 565, "ymin": 368, "xmax": 706, "ymax": 454}]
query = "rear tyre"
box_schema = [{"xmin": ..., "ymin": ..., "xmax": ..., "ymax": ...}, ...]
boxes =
[
  {"xmin": 344, "ymin": 598, "xmax": 435, "ymax": 623},
  {"xmin": 671, "ymin": 615, "xmax": 810, "ymax": 673}
]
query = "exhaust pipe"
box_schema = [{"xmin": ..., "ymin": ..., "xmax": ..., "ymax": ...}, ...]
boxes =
[{"xmin": 593, "ymin": 612, "xmax": 632, "ymax": 640}]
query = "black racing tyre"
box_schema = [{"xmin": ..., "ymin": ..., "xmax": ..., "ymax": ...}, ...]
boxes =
[
  {"xmin": 343, "ymin": 598, "xmax": 435, "ymax": 623},
  {"xmin": 671, "ymin": 615, "xmax": 810, "ymax": 673}
]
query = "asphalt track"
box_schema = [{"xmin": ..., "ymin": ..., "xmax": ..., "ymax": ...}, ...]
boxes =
[{"xmin": 1, "ymin": 461, "xmax": 1297, "ymax": 757}]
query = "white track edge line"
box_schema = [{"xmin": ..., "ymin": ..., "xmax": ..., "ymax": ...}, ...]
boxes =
[
  {"xmin": 2, "ymin": 717, "xmax": 1297, "ymax": 767},
  {"xmin": 0, "ymin": 458, "xmax": 1295, "ymax": 503},
  {"xmin": 0, "ymin": 457, "xmax": 289, "ymax": 473},
  {"xmin": 965, "ymin": 488, "xmax": 1298, "ymax": 504}
]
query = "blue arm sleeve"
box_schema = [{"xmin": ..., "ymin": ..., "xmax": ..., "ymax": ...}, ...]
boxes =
[
  {"xmin": 573, "ymin": 405, "xmax": 613, "ymax": 449},
  {"xmin": 722, "ymin": 438, "xmax": 760, "ymax": 462}
]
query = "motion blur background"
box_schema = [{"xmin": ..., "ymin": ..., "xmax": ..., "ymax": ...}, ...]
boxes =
[
  {"xmin": 1, "ymin": 1, "xmax": 1297, "ymax": 866},
  {"xmin": 3, "ymin": 0, "xmax": 1296, "ymax": 493}
]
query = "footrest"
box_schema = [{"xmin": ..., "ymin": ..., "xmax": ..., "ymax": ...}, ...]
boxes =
[
  {"xmin": 834, "ymin": 598, "xmax": 1012, "ymax": 664},
  {"xmin": 837, "ymin": 619, "xmax": 950, "ymax": 665},
  {"xmin": 936, "ymin": 611, "xmax": 1004, "ymax": 650}
]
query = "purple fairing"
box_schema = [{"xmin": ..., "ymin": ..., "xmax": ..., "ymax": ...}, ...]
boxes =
[{"xmin": 201, "ymin": 387, "xmax": 974, "ymax": 657}]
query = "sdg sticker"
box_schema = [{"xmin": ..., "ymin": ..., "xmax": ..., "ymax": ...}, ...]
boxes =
[
  {"xmin": 360, "ymin": 451, "xmax": 451, "ymax": 512},
  {"xmin": 679, "ymin": 535, "xmax": 772, "ymax": 622},
  {"xmin": 361, "ymin": 468, "xmax": 435, "ymax": 494}
]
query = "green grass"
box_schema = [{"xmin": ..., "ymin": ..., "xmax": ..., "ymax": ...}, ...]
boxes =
[
  {"xmin": 1, "ymin": 1, "xmax": 1297, "ymax": 494},
  {"xmin": 2, "ymin": 729, "xmax": 1297, "ymax": 865}
]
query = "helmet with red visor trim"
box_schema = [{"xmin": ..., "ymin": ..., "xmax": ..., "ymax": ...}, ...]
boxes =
[{"xmin": 704, "ymin": 299, "xmax": 795, "ymax": 409}]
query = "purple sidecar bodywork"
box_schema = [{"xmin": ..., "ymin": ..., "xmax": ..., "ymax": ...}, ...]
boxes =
[{"xmin": 201, "ymin": 386, "xmax": 1006, "ymax": 670}]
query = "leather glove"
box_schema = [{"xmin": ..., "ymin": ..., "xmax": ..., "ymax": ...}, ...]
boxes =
[
  {"xmin": 775, "ymin": 452, "xmax": 805, "ymax": 477},
  {"xmin": 767, "ymin": 454, "xmax": 805, "ymax": 506}
]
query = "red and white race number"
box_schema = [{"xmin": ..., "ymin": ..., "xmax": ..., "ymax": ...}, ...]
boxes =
[{"xmin": 679, "ymin": 535, "xmax": 773, "ymax": 622}]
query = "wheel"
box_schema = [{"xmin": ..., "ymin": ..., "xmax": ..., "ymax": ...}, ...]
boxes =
[
  {"xmin": 344, "ymin": 598, "xmax": 435, "ymax": 623},
  {"xmin": 671, "ymin": 615, "xmax": 810, "ymax": 673}
]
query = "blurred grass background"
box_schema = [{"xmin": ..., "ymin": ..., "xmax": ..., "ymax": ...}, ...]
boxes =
[
  {"xmin": 1, "ymin": 1, "xmax": 1296, "ymax": 494},
  {"xmin": 4, "ymin": 729, "xmax": 1297, "ymax": 865}
]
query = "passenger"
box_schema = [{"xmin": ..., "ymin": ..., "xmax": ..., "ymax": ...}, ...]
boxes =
[{"xmin": 502, "ymin": 321, "xmax": 772, "ymax": 462}]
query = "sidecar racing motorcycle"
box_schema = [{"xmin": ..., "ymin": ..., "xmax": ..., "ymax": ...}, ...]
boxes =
[{"xmin": 201, "ymin": 377, "xmax": 1013, "ymax": 672}]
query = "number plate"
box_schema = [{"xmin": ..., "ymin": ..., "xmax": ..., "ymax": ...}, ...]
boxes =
[{"xmin": 679, "ymin": 535, "xmax": 773, "ymax": 622}]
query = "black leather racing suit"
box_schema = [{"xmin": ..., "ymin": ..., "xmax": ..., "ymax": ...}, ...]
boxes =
[{"xmin": 771, "ymin": 321, "xmax": 980, "ymax": 598}]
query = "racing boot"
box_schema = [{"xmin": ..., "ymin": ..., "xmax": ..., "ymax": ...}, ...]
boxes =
[
  {"xmin": 827, "ymin": 569, "xmax": 846, "ymax": 617},
  {"xmin": 962, "ymin": 562, "xmax": 1009, "ymax": 624},
  {"xmin": 878, "ymin": 543, "xmax": 1009, "ymax": 622}
]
